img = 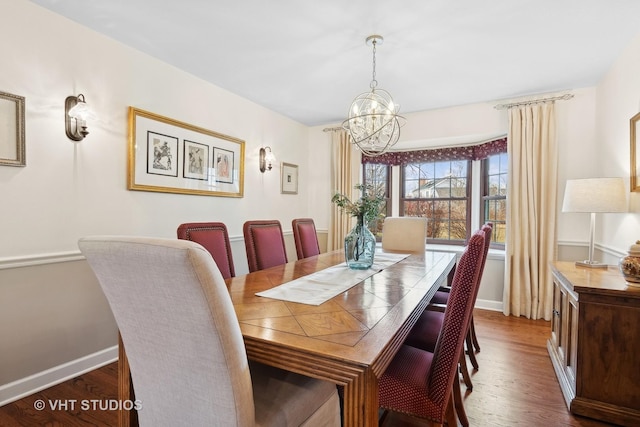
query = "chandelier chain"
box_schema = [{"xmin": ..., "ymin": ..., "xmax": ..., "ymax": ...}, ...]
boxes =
[{"xmin": 370, "ymin": 39, "xmax": 377, "ymax": 89}]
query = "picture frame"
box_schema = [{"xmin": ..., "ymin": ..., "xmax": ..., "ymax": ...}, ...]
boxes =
[
  {"xmin": 281, "ymin": 162, "xmax": 298, "ymax": 194},
  {"xmin": 183, "ymin": 139, "xmax": 209, "ymax": 181},
  {"xmin": 631, "ymin": 112, "xmax": 640, "ymax": 192},
  {"xmin": 0, "ymin": 90, "xmax": 25, "ymax": 167},
  {"xmin": 128, "ymin": 107, "xmax": 244, "ymax": 197},
  {"xmin": 213, "ymin": 147, "xmax": 234, "ymax": 184}
]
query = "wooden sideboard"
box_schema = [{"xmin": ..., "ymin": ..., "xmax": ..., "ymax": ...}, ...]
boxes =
[{"xmin": 548, "ymin": 262, "xmax": 640, "ymax": 426}]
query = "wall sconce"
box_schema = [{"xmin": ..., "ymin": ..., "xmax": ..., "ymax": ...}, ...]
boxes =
[
  {"xmin": 65, "ymin": 94, "xmax": 90, "ymax": 141},
  {"xmin": 259, "ymin": 146, "xmax": 275, "ymax": 172}
]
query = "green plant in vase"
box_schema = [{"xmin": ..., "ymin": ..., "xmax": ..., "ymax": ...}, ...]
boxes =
[{"xmin": 332, "ymin": 184, "xmax": 385, "ymax": 269}]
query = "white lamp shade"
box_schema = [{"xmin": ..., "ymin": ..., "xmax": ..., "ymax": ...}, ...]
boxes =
[
  {"xmin": 562, "ymin": 178, "xmax": 627, "ymax": 213},
  {"xmin": 68, "ymin": 101, "xmax": 90, "ymax": 120}
]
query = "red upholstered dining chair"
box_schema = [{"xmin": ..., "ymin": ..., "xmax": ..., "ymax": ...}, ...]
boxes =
[
  {"xmin": 378, "ymin": 231, "xmax": 486, "ymax": 427},
  {"xmin": 243, "ymin": 220, "xmax": 288, "ymax": 272},
  {"xmin": 292, "ymin": 218, "xmax": 320, "ymax": 259},
  {"xmin": 430, "ymin": 222, "xmax": 493, "ymax": 374},
  {"xmin": 177, "ymin": 222, "xmax": 235, "ymax": 279},
  {"xmin": 403, "ymin": 226, "xmax": 491, "ymax": 425}
]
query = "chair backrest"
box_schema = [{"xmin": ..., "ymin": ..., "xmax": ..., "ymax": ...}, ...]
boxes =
[
  {"xmin": 292, "ymin": 218, "xmax": 321, "ymax": 259},
  {"xmin": 243, "ymin": 220, "xmax": 288, "ymax": 272},
  {"xmin": 381, "ymin": 217, "xmax": 427, "ymax": 253},
  {"xmin": 177, "ymin": 222, "xmax": 235, "ymax": 279},
  {"xmin": 78, "ymin": 236, "xmax": 255, "ymax": 426},
  {"xmin": 427, "ymin": 230, "xmax": 486, "ymax": 404}
]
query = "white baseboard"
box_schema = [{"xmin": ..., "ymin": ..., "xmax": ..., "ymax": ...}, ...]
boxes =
[
  {"xmin": 0, "ymin": 346, "xmax": 118, "ymax": 407},
  {"xmin": 475, "ymin": 298, "xmax": 503, "ymax": 312}
]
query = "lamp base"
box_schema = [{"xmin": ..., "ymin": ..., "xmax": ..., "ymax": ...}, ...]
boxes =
[{"xmin": 575, "ymin": 260, "xmax": 608, "ymax": 269}]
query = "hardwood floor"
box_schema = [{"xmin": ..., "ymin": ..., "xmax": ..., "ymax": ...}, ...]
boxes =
[{"xmin": 0, "ymin": 309, "xmax": 617, "ymax": 426}]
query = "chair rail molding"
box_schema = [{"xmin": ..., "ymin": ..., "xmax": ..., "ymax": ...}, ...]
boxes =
[{"xmin": 0, "ymin": 251, "xmax": 85, "ymax": 270}]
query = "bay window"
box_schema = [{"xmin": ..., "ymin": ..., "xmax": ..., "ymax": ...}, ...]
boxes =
[{"xmin": 362, "ymin": 137, "xmax": 507, "ymax": 247}]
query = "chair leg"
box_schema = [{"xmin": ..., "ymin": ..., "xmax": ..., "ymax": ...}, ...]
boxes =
[
  {"xmin": 465, "ymin": 329, "xmax": 479, "ymax": 370},
  {"xmin": 452, "ymin": 367, "xmax": 469, "ymax": 427},
  {"xmin": 445, "ymin": 389, "xmax": 460, "ymax": 427},
  {"xmin": 458, "ymin": 351, "xmax": 473, "ymax": 390},
  {"xmin": 470, "ymin": 315, "xmax": 480, "ymax": 352}
]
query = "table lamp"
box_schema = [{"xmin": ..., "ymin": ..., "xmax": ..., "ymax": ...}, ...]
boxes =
[{"xmin": 561, "ymin": 177, "xmax": 627, "ymax": 268}]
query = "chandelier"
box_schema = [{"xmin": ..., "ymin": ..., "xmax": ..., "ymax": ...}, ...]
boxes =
[{"xmin": 342, "ymin": 35, "xmax": 406, "ymax": 157}]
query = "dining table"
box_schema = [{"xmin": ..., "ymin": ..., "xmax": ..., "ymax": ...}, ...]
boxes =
[{"xmin": 117, "ymin": 248, "xmax": 457, "ymax": 427}]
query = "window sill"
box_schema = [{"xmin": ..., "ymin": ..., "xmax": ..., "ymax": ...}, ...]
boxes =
[{"xmin": 425, "ymin": 243, "xmax": 505, "ymax": 261}]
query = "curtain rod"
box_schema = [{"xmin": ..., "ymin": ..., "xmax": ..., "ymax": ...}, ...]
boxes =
[
  {"xmin": 322, "ymin": 126, "xmax": 343, "ymax": 132},
  {"xmin": 493, "ymin": 93, "xmax": 574, "ymax": 110}
]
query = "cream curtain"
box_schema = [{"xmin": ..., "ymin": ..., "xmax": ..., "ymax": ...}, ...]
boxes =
[
  {"xmin": 504, "ymin": 102, "xmax": 558, "ymax": 320},
  {"xmin": 328, "ymin": 130, "xmax": 358, "ymax": 251}
]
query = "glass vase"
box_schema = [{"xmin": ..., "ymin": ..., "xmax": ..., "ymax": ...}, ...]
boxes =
[{"xmin": 344, "ymin": 214, "xmax": 376, "ymax": 270}]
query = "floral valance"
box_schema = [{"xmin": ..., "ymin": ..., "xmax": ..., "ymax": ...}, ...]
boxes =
[{"xmin": 361, "ymin": 137, "xmax": 507, "ymax": 165}]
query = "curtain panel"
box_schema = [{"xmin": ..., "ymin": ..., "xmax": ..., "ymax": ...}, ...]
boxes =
[
  {"xmin": 361, "ymin": 137, "xmax": 507, "ymax": 165},
  {"xmin": 504, "ymin": 102, "xmax": 557, "ymax": 320},
  {"xmin": 329, "ymin": 130, "xmax": 358, "ymax": 251}
]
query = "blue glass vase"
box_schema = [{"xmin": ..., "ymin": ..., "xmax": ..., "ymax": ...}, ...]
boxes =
[{"xmin": 344, "ymin": 214, "xmax": 376, "ymax": 269}]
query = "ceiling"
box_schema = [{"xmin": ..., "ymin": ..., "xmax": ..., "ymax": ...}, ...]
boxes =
[{"xmin": 29, "ymin": 0, "xmax": 640, "ymax": 127}]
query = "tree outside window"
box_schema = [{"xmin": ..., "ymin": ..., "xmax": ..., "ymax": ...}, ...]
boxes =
[{"xmin": 363, "ymin": 163, "xmax": 391, "ymax": 239}]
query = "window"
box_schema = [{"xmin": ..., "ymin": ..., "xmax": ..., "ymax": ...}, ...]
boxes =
[
  {"xmin": 363, "ymin": 163, "xmax": 391, "ymax": 238},
  {"xmin": 481, "ymin": 153, "xmax": 507, "ymax": 246},
  {"xmin": 401, "ymin": 160, "xmax": 471, "ymax": 244}
]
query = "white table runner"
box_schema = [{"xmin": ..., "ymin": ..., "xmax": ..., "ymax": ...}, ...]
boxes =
[{"xmin": 255, "ymin": 251, "xmax": 410, "ymax": 305}]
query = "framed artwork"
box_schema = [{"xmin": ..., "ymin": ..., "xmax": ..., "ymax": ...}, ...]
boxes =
[
  {"xmin": 281, "ymin": 162, "xmax": 298, "ymax": 194},
  {"xmin": 147, "ymin": 131, "xmax": 178, "ymax": 177},
  {"xmin": 128, "ymin": 107, "xmax": 245, "ymax": 197},
  {"xmin": 0, "ymin": 90, "xmax": 25, "ymax": 167},
  {"xmin": 631, "ymin": 112, "xmax": 640, "ymax": 192},
  {"xmin": 183, "ymin": 140, "xmax": 209, "ymax": 181},
  {"xmin": 213, "ymin": 147, "xmax": 234, "ymax": 184}
]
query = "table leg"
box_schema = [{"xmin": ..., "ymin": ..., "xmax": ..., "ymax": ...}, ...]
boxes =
[
  {"xmin": 118, "ymin": 333, "xmax": 137, "ymax": 427},
  {"xmin": 342, "ymin": 369, "xmax": 379, "ymax": 427}
]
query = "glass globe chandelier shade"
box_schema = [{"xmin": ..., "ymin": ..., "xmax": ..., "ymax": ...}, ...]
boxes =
[
  {"xmin": 342, "ymin": 87, "xmax": 405, "ymax": 156},
  {"xmin": 342, "ymin": 35, "xmax": 406, "ymax": 157}
]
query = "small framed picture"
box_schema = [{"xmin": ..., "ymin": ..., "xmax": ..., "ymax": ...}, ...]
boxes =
[
  {"xmin": 147, "ymin": 131, "xmax": 178, "ymax": 177},
  {"xmin": 183, "ymin": 139, "xmax": 209, "ymax": 181},
  {"xmin": 281, "ymin": 162, "xmax": 298, "ymax": 194},
  {"xmin": 0, "ymin": 90, "xmax": 25, "ymax": 167},
  {"xmin": 631, "ymin": 112, "xmax": 640, "ymax": 192},
  {"xmin": 214, "ymin": 147, "xmax": 234, "ymax": 184}
]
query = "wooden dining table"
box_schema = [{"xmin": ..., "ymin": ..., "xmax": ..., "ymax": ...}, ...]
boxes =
[{"xmin": 117, "ymin": 249, "xmax": 457, "ymax": 427}]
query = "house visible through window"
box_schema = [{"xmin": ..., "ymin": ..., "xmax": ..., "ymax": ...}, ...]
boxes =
[
  {"xmin": 401, "ymin": 160, "xmax": 470, "ymax": 244},
  {"xmin": 362, "ymin": 137, "xmax": 507, "ymax": 247}
]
